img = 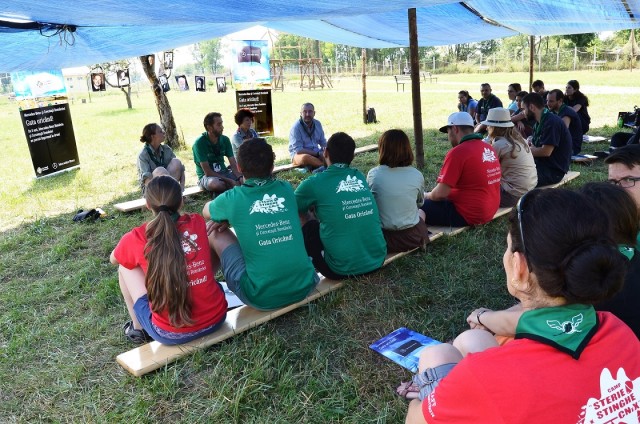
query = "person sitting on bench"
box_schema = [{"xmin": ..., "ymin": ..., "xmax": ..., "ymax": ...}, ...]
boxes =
[
  {"xmin": 521, "ymin": 93, "xmax": 572, "ymax": 186},
  {"xmin": 420, "ymin": 112, "xmax": 501, "ymax": 227},
  {"xmin": 367, "ymin": 129, "xmax": 429, "ymax": 253},
  {"xmin": 110, "ymin": 176, "xmax": 228, "ymax": 345},
  {"xmin": 295, "ymin": 132, "xmax": 387, "ymax": 280},
  {"xmin": 203, "ymin": 138, "xmax": 319, "ymax": 311},
  {"xmin": 137, "ymin": 123, "xmax": 185, "ymax": 194},
  {"xmin": 193, "ymin": 112, "xmax": 243, "ymax": 196}
]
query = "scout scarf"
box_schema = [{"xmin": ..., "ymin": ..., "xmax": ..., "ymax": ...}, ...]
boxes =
[{"xmin": 515, "ymin": 304, "xmax": 597, "ymax": 359}]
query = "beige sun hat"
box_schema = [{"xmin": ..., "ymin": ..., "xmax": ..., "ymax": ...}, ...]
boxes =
[{"xmin": 481, "ymin": 107, "xmax": 514, "ymax": 128}]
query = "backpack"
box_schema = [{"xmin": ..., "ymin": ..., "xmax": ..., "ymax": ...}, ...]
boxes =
[{"xmin": 367, "ymin": 107, "xmax": 377, "ymax": 124}]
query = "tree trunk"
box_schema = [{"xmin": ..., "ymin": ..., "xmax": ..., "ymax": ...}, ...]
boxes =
[
  {"xmin": 120, "ymin": 86, "xmax": 132, "ymax": 109},
  {"xmin": 139, "ymin": 56, "xmax": 183, "ymax": 150}
]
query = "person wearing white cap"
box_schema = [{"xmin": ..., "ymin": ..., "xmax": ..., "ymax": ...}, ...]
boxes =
[
  {"xmin": 419, "ymin": 112, "xmax": 501, "ymax": 226},
  {"xmin": 482, "ymin": 108, "xmax": 537, "ymax": 207}
]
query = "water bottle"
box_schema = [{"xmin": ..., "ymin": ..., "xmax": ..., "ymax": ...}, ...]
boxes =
[{"xmin": 618, "ymin": 115, "xmax": 624, "ymax": 128}]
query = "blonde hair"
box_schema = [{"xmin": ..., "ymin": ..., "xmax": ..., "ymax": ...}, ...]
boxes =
[{"xmin": 488, "ymin": 126, "xmax": 530, "ymax": 159}]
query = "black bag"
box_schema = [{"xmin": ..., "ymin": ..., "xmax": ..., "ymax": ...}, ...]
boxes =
[
  {"xmin": 620, "ymin": 106, "xmax": 639, "ymax": 126},
  {"xmin": 367, "ymin": 107, "xmax": 377, "ymax": 124}
]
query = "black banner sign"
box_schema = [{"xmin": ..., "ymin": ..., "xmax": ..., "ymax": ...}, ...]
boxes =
[
  {"xmin": 235, "ymin": 89, "xmax": 274, "ymax": 137},
  {"xmin": 20, "ymin": 104, "xmax": 80, "ymax": 177}
]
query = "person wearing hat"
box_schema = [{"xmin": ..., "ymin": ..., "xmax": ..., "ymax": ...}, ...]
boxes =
[
  {"xmin": 483, "ymin": 108, "xmax": 537, "ymax": 207},
  {"xmin": 521, "ymin": 93, "xmax": 572, "ymax": 187},
  {"xmin": 419, "ymin": 112, "xmax": 501, "ymax": 227}
]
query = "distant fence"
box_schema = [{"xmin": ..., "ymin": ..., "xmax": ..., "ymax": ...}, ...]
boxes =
[{"xmin": 279, "ymin": 46, "xmax": 638, "ymax": 77}]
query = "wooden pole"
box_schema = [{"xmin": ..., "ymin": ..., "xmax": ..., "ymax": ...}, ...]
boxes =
[
  {"xmin": 408, "ymin": 8, "xmax": 424, "ymax": 169},
  {"xmin": 529, "ymin": 35, "xmax": 535, "ymax": 91},
  {"xmin": 362, "ymin": 48, "xmax": 367, "ymax": 124}
]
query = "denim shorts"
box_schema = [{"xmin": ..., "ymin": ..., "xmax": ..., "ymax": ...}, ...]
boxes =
[
  {"xmin": 412, "ymin": 363, "xmax": 457, "ymax": 400},
  {"xmin": 133, "ymin": 294, "xmax": 226, "ymax": 345}
]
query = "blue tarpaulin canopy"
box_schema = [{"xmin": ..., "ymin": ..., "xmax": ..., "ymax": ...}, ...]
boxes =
[{"xmin": 1, "ymin": 0, "xmax": 639, "ymax": 71}]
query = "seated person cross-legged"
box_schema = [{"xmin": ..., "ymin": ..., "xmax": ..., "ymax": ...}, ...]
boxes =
[
  {"xmin": 421, "ymin": 112, "xmax": 501, "ymax": 227},
  {"xmin": 295, "ymin": 132, "xmax": 387, "ymax": 280},
  {"xmin": 405, "ymin": 189, "xmax": 640, "ymax": 423},
  {"xmin": 203, "ymin": 138, "xmax": 318, "ymax": 311},
  {"xmin": 367, "ymin": 129, "xmax": 429, "ymax": 253},
  {"xmin": 288, "ymin": 102, "xmax": 327, "ymax": 172}
]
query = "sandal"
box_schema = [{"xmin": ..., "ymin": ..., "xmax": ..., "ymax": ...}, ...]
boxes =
[
  {"xmin": 396, "ymin": 381, "xmax": 420, "ymax": 400},
  {"xmin": 123, "ymin": 321, "xmax": 152, "ymax": 344}
]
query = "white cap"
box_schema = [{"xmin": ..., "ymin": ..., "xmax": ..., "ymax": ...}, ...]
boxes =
[{"xmin": 439, "ymin": 112, "xmax": 475, "ymax": 133}]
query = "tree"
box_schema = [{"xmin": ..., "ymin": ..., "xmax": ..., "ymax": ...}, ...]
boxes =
[
  {"xmin": 139, "ymin": 55, "xmax": 183, "ymax": 150},
  {"xmin": 91, "ymin": 59, "xmax": 134, "ymax": 109},
  {"xmin": 194, "ymin": 39, "xmax": 223, "ymax": 74}
]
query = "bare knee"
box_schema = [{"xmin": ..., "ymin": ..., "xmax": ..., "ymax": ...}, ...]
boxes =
[
  {"xmin": 418, "ymin": 343, "xmax": 462, "ymax": 372},
  {"xmin": 453, "ymin": 329, "xmax": 498, "ymax": 357},
  {"xmin": 207, "ymin": 228, "xmax": 239, "ymax": 256},
  {"xmin": 152, "ymin": 167, "xmax": 170, "ymax": 178}
]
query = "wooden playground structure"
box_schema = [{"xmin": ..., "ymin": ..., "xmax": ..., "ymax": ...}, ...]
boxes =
[{"xmin": 269, "ymin": 43, "xmax": 333, "ymax": 91}]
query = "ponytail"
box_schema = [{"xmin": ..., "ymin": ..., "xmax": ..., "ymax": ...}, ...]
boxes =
[{"xmin": 144, "ymin": 176, "xmax": 193, "ymax": 327}]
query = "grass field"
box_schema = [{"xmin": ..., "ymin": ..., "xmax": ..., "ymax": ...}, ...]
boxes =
[{"xmin": 0, "ymin": 69, "xmax": 630, "ymax": 422}]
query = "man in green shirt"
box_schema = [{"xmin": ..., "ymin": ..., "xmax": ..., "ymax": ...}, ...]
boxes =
[
  {"xmin": 295, "ymin": 132, "xmax": 387, "ymax": 279},
  {"xmin": 203, "ymin": 138, "xmax": 318, "ymax": 310},
  {"xmin": 193, "ymin": 112, "xmax": 243, "ymax": 195}
]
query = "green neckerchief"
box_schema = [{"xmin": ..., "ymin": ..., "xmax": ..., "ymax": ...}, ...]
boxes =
[
  {"xmin": 532, "ymin": 108, "xmax": 550, "ymax": 147},
  {"xmin": 459, "ymin": 133, "xmax": 484, "ymax": 144},
  {"xmin": 329, "ymin": 163, "xmax": 348, "ymax": 169},
  {"xmin": 619, "ymin": 245, "xmax": 635, "ymax": 260},
  {"xmin": 515, "ymin": 304, "xmax": 597, "ymax": 359},
  {"xmin": 243, "ymin": 176, "xmax": 273, "ymax": 187},
  {"xmin": 170, "ymin": 212, "xmax": 180, "ymax": 222},
  {"xmin": 636, "ymin": 232, "xmax": 640, "ymax": 252},
  {"xmin": 144, "ymin": 143, "xmax": 165, "ymax": 167}
]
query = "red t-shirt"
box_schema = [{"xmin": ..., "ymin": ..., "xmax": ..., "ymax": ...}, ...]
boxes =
[
  {"xmin": 422, "ymin": 312, "xmax": 640, "ymax": 423},
  {"xmin": 437, "ymin": 138, "xmax": 501, "ymax": 225},
  {"xmin": 113, "ymin": 213, "xmax": 227, "ymax": 333}
]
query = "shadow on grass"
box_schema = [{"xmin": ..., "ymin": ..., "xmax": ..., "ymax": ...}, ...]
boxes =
[
  {"xmin": 0, "ymin": 127, "xmax": 615, "ymax": 421},
  {"xmin": 26, "ymin": 166, "xmax": 80, "ymax": 194}
]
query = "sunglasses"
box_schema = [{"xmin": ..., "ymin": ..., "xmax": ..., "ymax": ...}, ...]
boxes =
[{"xmin": 516, "ymin": 191, "xmax": 528, "ymax": 254}]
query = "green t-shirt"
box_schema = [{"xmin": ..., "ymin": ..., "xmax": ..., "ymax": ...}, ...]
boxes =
[
  {"xmin": 192, "ymin": 132, "xmax": 234, "ymax": 180},
  {"xmin": 209, "ymin": 177, "xmax": 317, "ymax": 310},
  {"xmin": 295, "ymin": 163, "xmax": 387, "ymax": 275}
]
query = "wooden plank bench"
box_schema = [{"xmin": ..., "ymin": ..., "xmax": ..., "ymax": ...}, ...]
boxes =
[
  {"xmin": 116, "ymin": 248, "xmax": 419, "ymax": 377},
  {"xmin": 420, "ymin": 72, "xmax": 438, "ymax": 83},
  {"xmin": 115, "ymin": 172, "xmax": 581, "ymax": 376},
  {"xmin": 114, "ymin": 185, "xmax": 204, "ymax": 212},
  {"xmin": 426, "ymin": 171, "xmax": 581, "ymax": 237},
  {"xmin": 393, "ymin": 75, "xmax": 411, "ymax": 92}
]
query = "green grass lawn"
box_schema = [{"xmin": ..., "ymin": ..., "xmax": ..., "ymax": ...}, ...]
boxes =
[{"xmin": 0, "ymin": 69, "xmax": 629, "ymax": 422}]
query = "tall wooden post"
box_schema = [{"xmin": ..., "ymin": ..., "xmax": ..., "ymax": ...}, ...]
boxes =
[
  {"xmin": 529, "ymin": 35, "xmax": 535, "ymax": 91},
  {"xmin": 408, "ymin": 8, "xmax": 424, "ymax": 169},
  {"xmin": 362, "ymin": 48, "xmax": 367, "ymax": 124}
]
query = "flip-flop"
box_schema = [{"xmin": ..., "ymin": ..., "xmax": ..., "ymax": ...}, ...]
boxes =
[{"xmin": 396, "ymin": 381, "xmax": 420, "ymax": 400}]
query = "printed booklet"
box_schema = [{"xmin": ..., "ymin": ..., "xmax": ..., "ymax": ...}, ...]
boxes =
[
  {"xmin": 369, "ymin": 327, "xmax": 441, "ymax": 372},
  {"xmin": 219, "ymin": 282, "xmax": 244, "ymax": 309}
]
